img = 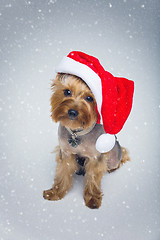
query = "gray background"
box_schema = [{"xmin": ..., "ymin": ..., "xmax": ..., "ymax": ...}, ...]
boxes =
[{"xmin": 0, "ymin": 0, "xmax": 160, "ymax": 239}]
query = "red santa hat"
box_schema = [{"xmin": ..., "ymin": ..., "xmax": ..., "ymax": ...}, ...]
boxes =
[{"xmin": 55, "ymin": 51, "xmax": 134, "ymax": 153}]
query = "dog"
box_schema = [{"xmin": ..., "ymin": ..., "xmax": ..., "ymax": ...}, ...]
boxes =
[{"xmin": 43, "ymin": 73, "xmax": 130, "ymax": 209}]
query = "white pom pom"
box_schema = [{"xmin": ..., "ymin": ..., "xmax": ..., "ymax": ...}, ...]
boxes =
[{"xmin": 96, "ymin": 134, "xmax": 116, "ymax": 153}]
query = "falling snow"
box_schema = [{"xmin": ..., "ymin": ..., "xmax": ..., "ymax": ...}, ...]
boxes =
[{"xmin": 0, "ymin": 0, "xmax": 160, "ymax": 240}]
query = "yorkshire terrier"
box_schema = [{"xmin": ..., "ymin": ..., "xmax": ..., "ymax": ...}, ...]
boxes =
[{"xmin": 43, "ymin": 73, "xmax": 130, "ymax": 209}]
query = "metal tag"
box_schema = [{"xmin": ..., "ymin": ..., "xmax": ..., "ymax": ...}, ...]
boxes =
[{"xmin": 68, "ymin": 135, "xmax": 81, "ymax": 148}]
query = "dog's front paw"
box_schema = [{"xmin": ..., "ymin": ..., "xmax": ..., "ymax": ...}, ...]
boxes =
[
  {"xmin": 85, "ymin": 196, "xmax": 102, "ymax": 209},
  {"xmin": 84, "ymin": 190, "xmax": 102, "ymax": 209},
  {"xmin": 43, "ymin": 186, "xmax": 66, "ymax": 201}
]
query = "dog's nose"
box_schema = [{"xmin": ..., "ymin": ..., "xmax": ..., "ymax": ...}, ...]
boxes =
[{"xmin": 68, "ymin": 109, "xmax": 79, "ymax": 119}]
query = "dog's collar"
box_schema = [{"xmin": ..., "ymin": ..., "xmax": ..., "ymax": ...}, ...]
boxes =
[
  {"xmin": 65, "ymin": 123, "xmax": 96, "ymax": 148},
  {"xmin": 66, "ymin": 122, "xmax": 96, "ymax": 137}
]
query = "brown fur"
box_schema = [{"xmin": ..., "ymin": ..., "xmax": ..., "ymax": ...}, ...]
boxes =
[
  {"xmin": 43, "ymin": 74, "xmax": 130, "ymax": 209},
  {"xmin": 50, "ymin": 74, "xmax": 97, "ymax": 130}
]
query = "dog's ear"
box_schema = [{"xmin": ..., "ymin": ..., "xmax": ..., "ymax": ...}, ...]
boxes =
[{"xmin": 51, "ymin": 79, "xmax": 56, "ymax": 92}]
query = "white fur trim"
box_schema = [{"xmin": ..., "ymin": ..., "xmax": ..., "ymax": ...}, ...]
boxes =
[
  {"xmin": 56, "ymin": 56, "xmax": 102, "ymax": 122},
  {"xmin": 96, "ymin": 134, "xmax": 116, "ymax": 153}
]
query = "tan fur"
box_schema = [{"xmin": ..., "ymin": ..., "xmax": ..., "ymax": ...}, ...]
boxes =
[
  {"xmin": 43, "ymin": 148, "xmax": 78, "ymax": 200},
  {"xmin": 43, "ymin": 74, "xmax": 130, "ymax": 209},
  {"xmin": 50, "ymin": 73, "xmax": 97, "ymax": 130}
]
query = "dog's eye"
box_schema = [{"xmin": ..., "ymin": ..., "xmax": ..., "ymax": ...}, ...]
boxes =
[
  {"xmin": 85, "ymin": 96, "xmax": 94, "ymax": 102},
  {"xmin": 64, "ymin": 89, "xmax": 72, "ymax": 96}
]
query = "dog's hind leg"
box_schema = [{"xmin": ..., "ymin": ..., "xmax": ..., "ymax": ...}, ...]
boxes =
[{"xmin": 104, "ymin": 141, "xmax": 130, "ymax": 172}]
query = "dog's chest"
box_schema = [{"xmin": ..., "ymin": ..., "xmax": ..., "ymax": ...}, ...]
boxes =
[{"xmin": 58, "ymin": 124, "xmax": 104, "ymax": 158}]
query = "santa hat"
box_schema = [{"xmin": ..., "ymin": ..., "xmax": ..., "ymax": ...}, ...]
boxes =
[{"xmin": 55, "ymin": 51, "xmax": 134, "ymax": 153}]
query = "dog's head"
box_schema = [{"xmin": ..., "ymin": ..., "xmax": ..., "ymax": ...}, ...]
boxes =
[{"xmin": 51, "ymin": 73, "xmax": 97, "ymax": 130}]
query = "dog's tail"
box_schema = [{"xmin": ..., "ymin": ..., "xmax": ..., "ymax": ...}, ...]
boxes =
[{"xmin": 121, "ymin": 147, "xmax": 130, "ymax": 165}]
